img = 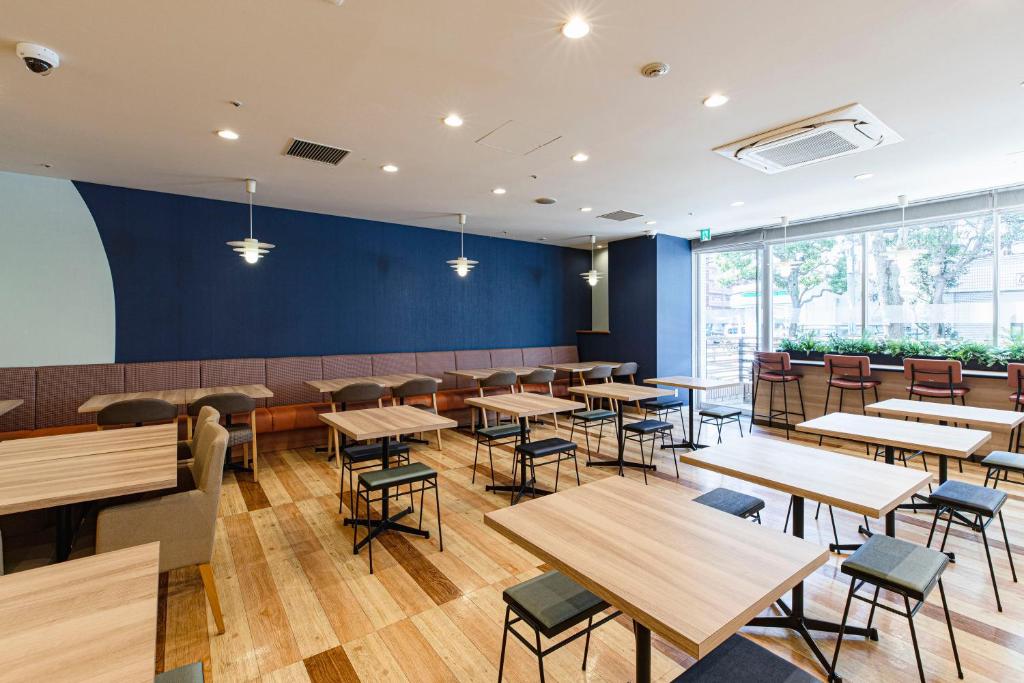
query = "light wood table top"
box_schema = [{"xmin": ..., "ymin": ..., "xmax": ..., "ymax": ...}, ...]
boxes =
[
  {"xmin": 868, "ymin": 398, "xmax": 1024, "ymax": 432},
  {"xmin": 485, "ymin": 476, "xmax": 828, "ymax": 660},
  {"xmin": 319, "ymin": 404, "xmax": 456, "ymax": 441},
  {"xmin": 645, "ymin": 376, "xmax": 740, "ymax": 391},
  {"xmin": 569, "ymin": 383, "xmax": 673, "ymax": 403},
  {"xmin": 797, "ymin": 412, "xmax": 991, "ymax": 458},
  {"xmin": 541, "ymin": 361, "xmax": 622, "ymax": 372},
  {"xmin": 0, "ymin": 399, "xmax": 24, "ymax": 418},
  {"xmin": 681, "ymin": 436, "xmax": 931, "ymax": 517},
  {"xmin": 79, "ymin": 389, "xmax": 191, "ymax": 413},
  {"xmin": 0, "ymin": 542, "xmax": 159, "ymax": 682},
  {"xmin": 444, "ymin": 367, "xmax": 538, "ymax": 380},
  {"xmin": 306, "ymin": 373, "xmax": 439, "ymax": 394},
  {"xmin": 187, "ymin": 384, "xmax": 273, "ymax": 401},
  {"xmin": 465, "ymin": 393, "xmax": 585, "ymax": 419},
  {"xmin": 0, "ymin": 424, "xmax": 177, "ymax": 515}
]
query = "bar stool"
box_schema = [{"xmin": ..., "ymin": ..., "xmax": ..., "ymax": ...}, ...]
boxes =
[
  {"xmin": 97, "ymin": 398, "xmax": 178, "ymax": 429},
  {"xmin": 749, "ymin": 351, "xmax": 805, "ymax": 439},
  {"xmin": 498, "ymin": 571, "xmax": 620, "ymax": 682},
  {"xmin": 517, "ymin": 368, "xmax": 559, "ymax": 429},
  {"xmin": 819, "ymin": 354, "xmax": 881, "ymax": 451},
  {"xmin": 188, "ymin": 393, "xmax": 259, "ymax": 480},
  {"xmin": 391, "ymin": 377, "xmax": 444, "ymax": 449},
  {"xmin": 1004, "ymin": 362, "xmax": 1024, "ymax": 452},
  {"xmin": 903, "ymin": 358, "xmax": 970, "ymax": 473},
  {"xmin": 696, "ymin": 405, "xmax": 744, "ymax": 444},
  {"xmin": 831, "ymin": 534, "xmax": 962, "ymax": 683},
  {"xmin": 474, "ymin": 370, "xmax": 517, "ymax": 430},
  {"xmin": 622, "ymin": 418, "xmax": 675, "ymax": 482}
]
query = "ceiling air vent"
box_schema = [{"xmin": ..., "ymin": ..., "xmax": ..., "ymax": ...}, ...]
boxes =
[
  {"xmin": 712, "ymin": 104, "xmax": 902, "ymax": 174},
  {"xmin": 283, "ymin": 138, "xmax": 350, "ymax": 165},
  {"xmin": 598, "ymin": 210, "xmax": 644, "ymax": 222}
]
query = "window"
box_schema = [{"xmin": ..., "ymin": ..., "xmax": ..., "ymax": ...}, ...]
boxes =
[
  {"xmin": 998, "ymin": 209, "xmax": 1024, "ymax": 343},
  {"xmin": 770, "ymin": 235, "xmax": 863, "ymax": 349},
  {"xmin": 865, "ymin": 214, "xmax": 994, "ymax": 343}
]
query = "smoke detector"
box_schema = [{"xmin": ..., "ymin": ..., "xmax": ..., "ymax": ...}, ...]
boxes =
[
  {"xmin": 534, "ymin": 197, "xmax": 557, "ymax": 205},
  {"xmin": 641, "ymin": 62, "xmax": 670, "ymax": 78},
  {"xmin": 713, "ymin": 103, "xmax": 902, "ymax": 174}
]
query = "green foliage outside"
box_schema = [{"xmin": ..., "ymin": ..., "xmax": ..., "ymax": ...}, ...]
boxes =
[{"xmin": 778, "ymin": 332, "xmax": 1020, "ymax": 367}]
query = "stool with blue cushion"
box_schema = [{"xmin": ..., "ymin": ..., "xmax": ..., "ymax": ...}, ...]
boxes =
[
  {"xmin": 982, "ymin": 449, "xmax": 1024, "ymax": 488},
  {"xmin": 622, "ymin": 419, "xmax": 675, "ymax": 483},
  {"xmin": 642, "ymin": 394, "xmax": 687, "ymax": 446},
  {"xmin": 693, "ymin": 487, "xmax": 764, "ymax": 523},
  {"xmin": 926, "ymin": 480, "xmax": 1017, "ymax": 611},
  {"xmin": 669, "ymin": 634, "xmax": 816, "ymax": 682},
  {"xmin": 831, "ymin": 534, "xmax": 962, "ymax": 683}
]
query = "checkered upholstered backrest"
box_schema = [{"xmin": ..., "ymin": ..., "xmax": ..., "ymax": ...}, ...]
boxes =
[
  {"xmin": 0, "ymin": 367, "xmax": 36, "ymax": 432},
  {"xmin": 550, "ymin": 346, "xmax": 579, "ymax": 364},
  {"xmin": 371, "ymin": 353, "xmax": 416, "ymax": 376},
  {"xmin": 522, "ymin": 347, "xmax": 554, "ymax": 367},
  {"xmin": 124, "ymin": 361, "xmax": 200, "ymax": 415},
  {"xmin": 36, "ymin": 363, "xmax": 125, "ymax": 428},
  {"xmin": 454, "ymin": 349, "xmax": 492, "ymax": 388},
  {"xmin": 416, "ymin": 351, "xmax": 457, "ymax": 390},
  {"xmin": 266, "ymin": 356, "xmax": 323, "ymax": 407},
  {"xmin": 199, "ymin": 358, "xmax": 267, "ymax": 408},
  {"xmin": 489, "ymin": 348, "xmax": 524, "ymax": 368},
  {"xmin": 322, "ymin": 355, "xmax": 372, "ymax": 380}
]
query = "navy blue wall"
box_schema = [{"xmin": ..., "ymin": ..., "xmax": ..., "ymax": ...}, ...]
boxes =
[{"xmin": 74, "ymin": 182, "xmax": 591, "ymax": 362}]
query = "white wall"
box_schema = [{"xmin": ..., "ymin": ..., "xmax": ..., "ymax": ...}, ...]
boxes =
[{"xmin": 0, "ymin": 172, "xmax": 115, "ymax": 367}]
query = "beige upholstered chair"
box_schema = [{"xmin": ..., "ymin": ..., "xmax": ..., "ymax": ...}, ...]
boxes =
[
  {"xmin": 178, "ymin": 405, "xmax": 219, "ymax": 461},
  {"xmin": 96, "ymin": 422, "xmax": 229, "ymax": 634}
]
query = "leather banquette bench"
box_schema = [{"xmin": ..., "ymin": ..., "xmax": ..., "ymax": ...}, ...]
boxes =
[{"xmin": 0, "ymin": 346, "xmax": 579, "ymax": 450}]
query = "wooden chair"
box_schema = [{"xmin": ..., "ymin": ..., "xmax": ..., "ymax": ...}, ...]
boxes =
[
  {"xmin": 391, "ymin": 378, "xmax": 444, "ymax": 449},
  {"xmin": 95, "ymin": 423, "xmax": 230, "ymax": 634},
  {"xmin": 474, "ymin": 370, "xmax": 517, "ymax": 430},
  {"xmin": 749, "ymin": 351, "xmax": 805, "ymax": 439},
  {"xmin": 610, "ymin": 361, "xmax": 640, "ymax": 411},
  {"xmin": 327, "ymin": 382, "xmax": 385, "ymax": 458},
  {"xmin": 517, "ymin": 368, "xmax": 559, "ymax": 429}
]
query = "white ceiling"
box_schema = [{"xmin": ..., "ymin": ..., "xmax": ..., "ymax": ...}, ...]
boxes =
[{"xmin": 3, "ymin": 0, "xmax": 1024, "ymax": 248}]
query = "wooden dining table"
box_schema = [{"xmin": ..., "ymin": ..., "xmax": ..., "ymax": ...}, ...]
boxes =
[
  {"xmin": 0, "ymin": 424, "xmax": 177, "ymax": 561},
  {"xmin": 305, "ymin": 373, "xmax": 440, "ymax": 395},
  {"xmin": 644, "ymin": 375, "xmax": 741, "ymax": 450},
  {"xmin": 868, "ymin": 397, "xmax": 1024, "ymax": 451},
  {"xmin": 485, "ymin": 476, "xmax": 828, "ymax": 682},
  {"xmin": 680, "ymin": 436, "xmax": 932, "ymax": 676},
  {"xmin": 0, "ymin": 542, "xmax": 161, "ymax": 682}
]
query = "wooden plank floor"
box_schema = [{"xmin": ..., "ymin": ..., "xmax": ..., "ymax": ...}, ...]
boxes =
[{"xmin": 159, "ymin": 416, "xmax": 1024, "ymax": 682}]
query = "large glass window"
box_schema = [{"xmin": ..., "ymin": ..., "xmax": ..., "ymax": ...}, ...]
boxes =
[
  {"xmin": 865, "ymin": 214, "xmax": 994, "ymax": 342},
  {"xmin": 770, "ymin": 235, "xmax": 863, "ymax": 349},
  {"xmin": 999, "ymin": 209, "xmax": 1024, "ymax": 343}
]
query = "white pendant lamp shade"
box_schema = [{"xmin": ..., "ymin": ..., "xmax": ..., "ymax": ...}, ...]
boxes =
[
  {"xmin": 226, "ymin": 179, "xmax": 275, "ymax": 264},
  {"xmin": 580, "ymin": 235, "xmax": 603, "ymax": 286},
  {"xmin": 446, "ymin": 213, "xmax": 478, "ymax": 277}
]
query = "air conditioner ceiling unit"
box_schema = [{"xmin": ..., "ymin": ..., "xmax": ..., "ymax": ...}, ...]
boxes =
[{"xmin": 712, "ymin": 104, "xmax": 901, "ymax": 174}]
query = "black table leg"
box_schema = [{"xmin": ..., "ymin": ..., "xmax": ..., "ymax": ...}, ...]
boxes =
[
  {"xmin": 55, "ymin": 504, "xmax": 73, "ymax": 562},
  {"xmin": 634, "ymin": 621, "xmax": 651, "ymax": 683},
  {"xmin": 748, "ymin": 494, "xmax": 874, "ymax": 681},
  {"xmin": 344, "ymin": 434, "xmax": 427, "ymax": 549},
  {"xmin": 585, "ymin": 397, "xmax": 656, "ymax": 473}
]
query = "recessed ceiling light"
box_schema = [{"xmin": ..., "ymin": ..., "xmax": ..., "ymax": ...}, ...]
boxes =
[
  {"xmin": 492, "ymin": 187, "xmax": 506, "ymax": 195},
  {"xmin": 561, "ymin": 16, "xmax": 590, "ymax": 39},
  {"xmin": 381, "ymin": 164, "xmax": 399, "ymax": 173},
  {"xmin": 703, "ymin": 93, "xmax": 729, "ymax": 108},
  {"xmin": 571, "ymin": 152, "xmax": 589, "ymax": 162},
  {"xmin": 217, "ymin": 129, "xmax": 239, "ymax": 140},
  {"xmin": 597, "ymin": 244, "xmax": 605, "ymax": 249},
  {"xmin": 854, "ymin": 172, "xmax": 875, "ymax": 181},
  {"xmin": 645, "ymin": 220, "xmax": 657, "ymax": 226},
  {"xmin": 443, "ymin": 113, "xmax": 463, "ymax": 127},
  {"xmin": 580, "ymin": 207, "xmax": 593, "ymax": 212},
  {"xmin": 730, "ymin": 201, "xmax": 745, "ymax": 207}
]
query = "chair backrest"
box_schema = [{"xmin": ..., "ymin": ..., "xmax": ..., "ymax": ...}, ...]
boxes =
[
  {"xmin": 97, "ymin": 398, "xmax": 178, "ymax": 427},
  {"xmin": 391, "ymin": 377, "xmax": 438, "ymax": 399},
  {"xmin": 520, "ymin": 368, "xmax": 555, "ymax": 385},
  {"xmin": 191, "ymin": 422, "xmax": 229, "ymax": 494},
  {"xmin": 582, "ymin": 365, "xmax": 613, "ymax": 381},
  {"xmin": 903, "ymin": 358, "xmax": 962, "ymax": 383},
  {"xmin": 611, "ymin": 362, "xmax": 638, "ymax": 377},
  {"xmin": 754, "ymin": 351, "xmax": 791, "ymax": 373},
  {"xmin": 823, "ymin": 354, "xmax": 870, "ymax": 378},
  {"xmin": 331, "ymin": 382, "xmax": 385, "ymax": 405},
  {"xmin": 188, "ymin": 392, "xmax": 255, "ymax": 417},
  {"xmin": 1008, "ymin": 363, "xmax": 1024, "ymax": 391},
  {"xmin": 479, "ymin": 370, "xmax": 517, "ymax": 388},
  {"xmin": 191, "ymin": 405, "xmax": 220, "ymax": 446}
]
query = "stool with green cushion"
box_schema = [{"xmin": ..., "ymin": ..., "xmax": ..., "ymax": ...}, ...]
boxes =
[
  {"xmin": 568, "ymin": 407, "xmax": 615, "ymax": 457},
  {"xmin": 831, "ymin": 534, "xmax": 962, "ymax": 683},
  {"xmin": 473, "ymin": 422, "xmax": 529, "ymax": 488},
  {"xmin": 670, "ymin": 634, "xmax": 817, "ymax": 682},
  {"xmin": 693, "ymin": 487, "xmax": 764, "ymax": 523},
  {"xmin": 354, "ymin": 462, "xmax": 442, "ymax": 573},
  {"xmin": 926, "ymin": 480, "xmax": 1017, "ymax": 611},
  {"xmin": 155, "ymin": 662, "xmax": 204, "ymax": 683},
  {"xmin": 498, "ymin": 570, "xmax": 620, "ymax": 682},
  {"xmin": 512, "ymin": 438, "xmax": 580, "ymax": 502},
  {"xmin": 337, "ymin": 441, "xmax": 411, "ymax": 514},
  {"xmin": 982, "ymin": 449, "xmax": 1024, "ymax": 488},
  {"xmin": 622, "ymin": 418, "xmax": 676, "ymax": 482},
  {"xmin": 696, "ymin": 405, "xmax": 744, "ymax": 445}
]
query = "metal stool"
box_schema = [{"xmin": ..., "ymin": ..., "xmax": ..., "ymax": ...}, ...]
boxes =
[
  {"xmin": 693, "ymin": 487, "xmax": 763, "ymax": 523},
  {"xmin": 749, "ymin": 351, "xmax": 806, "ymax": 440},
  {"xmin": 569, "ymin": 407, "xmax": 615, "ymax": 457},
  {"xmin": 642, "ymin": 394, "xmax": 687, "ymax": 447},
  {"xmin": 670, "ymin": 634, "xmax": 817, "ymax": 682},
  {"xmin": 622, "ymin": 419, "xmax": 675, "ymax": 483},
  {"xmin": 354, "ymin": 462, "xmax": 441, "ymax": 573},
  {"xmin": 338, "ymin": 441, "xmax": 411, "ymax": 514},
  {"xmin": 512, "ymin": 438, "xmax": 580, "ymax": 503},
  {"xmin": 473, "ymin": 423, "xmax": 529, "ymax": 488},
  {"xmin": 696, "ymin": 405, "xmax": 743, "ymax": 445}
]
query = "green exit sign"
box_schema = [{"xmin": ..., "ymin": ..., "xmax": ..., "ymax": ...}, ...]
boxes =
[{"xmin": 699, "ymin": 228, "xmax": 712, "ymax": 242}]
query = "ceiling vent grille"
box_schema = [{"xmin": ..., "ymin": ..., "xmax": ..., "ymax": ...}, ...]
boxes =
[
  {"xmin": 284, "ymin": 138, "xmax": 350, "ymax": 165},
  {"xmin": 597, "ymin": 210, "xmax": 644, "ymax": 222},
  {"xmin": 712, "ymin": 104, "xmax": 902, "ymax": 174}
]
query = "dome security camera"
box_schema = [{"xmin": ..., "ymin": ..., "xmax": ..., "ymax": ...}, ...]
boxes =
[{"xmin": 16, "ymin": 43, "xmax": 60, "ymax": 75}]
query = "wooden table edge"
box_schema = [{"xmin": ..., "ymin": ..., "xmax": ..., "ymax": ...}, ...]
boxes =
[
  {"xmin": 866, "ymin": 402, "xmax": 1024, "ymax": 431},
  {"xmin": 794, "ymin": 419, "xmax": 992, "ymax": 458}
]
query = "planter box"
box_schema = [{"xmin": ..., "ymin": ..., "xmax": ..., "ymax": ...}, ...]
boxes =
[{"xmin": 779, "ymin": 349, "xmax": 1008, "ymax": 373}]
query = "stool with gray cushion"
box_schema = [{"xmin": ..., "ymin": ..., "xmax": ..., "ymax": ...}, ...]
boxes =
[
  {"xmin": 338, "ymin": 441, "xmax": 411, "ymax": 514},
  {"xmin": 498, "ymin": 570, "xmax": 619, "ymax": 682},
  {"xmin": 155, "ymin": 662, "xmax": 204, "ymax": 683},
  {"xmin": 696, "ymin": 405, "xmax": 744, "ymax": 445},
  {"xmin": 513, "ymin": 438, "xmax": 579, "ymax": 503},
  {"xmin": 473, "ymin": 423, "xmax": 529, "ymax": 488},
  {"xmin": 97, "ymin": 398, "xmax": 178, "ymax": 429},
  {"xmin": 982, "ymin": 449, "xmax": 1024, "ymax": 488},
  {"xmin": 568, "ymin": 406, "xmax": 615, "ymax": 457},
  {"xmin": 926, "ymin": 480, "xmax": 1017, "ymax": 611},
  {"xmin": 622, "ymin": 419, "xmax": 676, "ymax": 483},
  {"xmin": 354, "ymin": 462, "xmax": 442, "ymax": 573},
  {"xmin": 670, "ymin": 634, "xmax": 817, "ymax": 682},
  {"xmin": 693, "ymin": 487, "xmax": 764, "ymax": 523},
  {"xmin": 189, "ymin": 392, "xmax": 259, "ymax": 479},
  {"xmin": 642, "ymin": 394, "xmax": 687, "ymax": 447},
  {"xmin": 831, "ymin": 534, "xmax": 962, "ymax": 682}
]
